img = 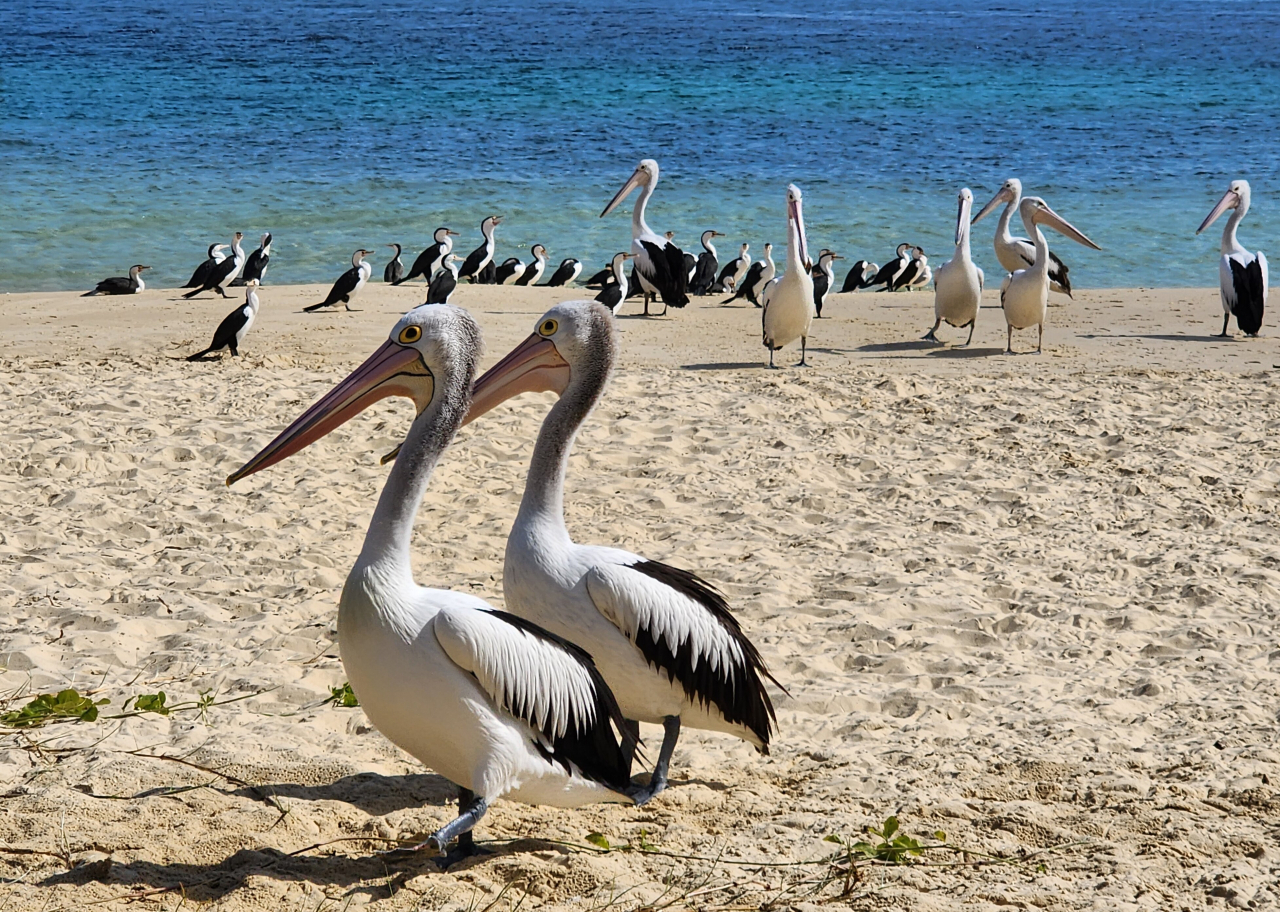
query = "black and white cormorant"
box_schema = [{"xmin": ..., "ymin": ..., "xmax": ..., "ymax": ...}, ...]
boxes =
[
  {"xmin": 397, "ymin": 227, "xmax": 458, "ymax": 285},
  {"xmin": 232, "ymin": 233, "xmax": 272, "ymax": 286},
  {"xmin": 600, "ymin": 159, "xmax": 689, "ymax": 315},
  {"xmin": 891, "ymin": 248, "xmax": 928, "ymax": 291},
  {"xmin": 545, "ymin": 257, "xmax": 581, "ymax": 287},
  {"xmin": 688, "ymin": 230, "xmax": 724, "ymax": 295},
  {"xmin": 839, "ymin": 259, "xmax": 879, "ymax": 292},
  {"xmin": 183, "ymin": 244, "xmax": 228, "ymax": 289},
  {"xmin": 714, "ymin": 242, "xmax": 750, "ymax": 293},
  {"xmin": 1198, "ymin": 179, "xmax": 1268, "ymax": 337},
  {"xmin": 583, "ymin": 263, "xmax": 612, "ymax": 288},
  {"xmin": 594, "ymin": 252, "xmax": 635, "ymax": 314},
  {"xmin": 514, "ymin": 244, "xmax": 548, "ymax": 286},
  {"xmin": 384, "ymin": 243, "xmax": 405, "ymax": 284},
  {"xmin": 426, "ymin": 254, "xmax": 461, "ymax": 305},
  {"xmin": 459, "ymin": 216, "xmax": 502, "ymax": 284},
  {"xmin": 304, "ymin": 248, "xmax": 374, "ymax": 312},
  {"xmin": 721, "ymin": 243, "xmax": 774, "ymax": 307},
  {"xmin": 183, "ymin": 232, "xmax": 246, "ymax": 298},
  {"xmin": 84, "ymin": 264, "xmax": 151, "ymax": 296},
  {"xmin": 870, "ymin": 243, "xmax": 912, "ymax": 291},
  {"xmin": 811, "ymin": 249, "xmax": 843, "ymax": 317},
  {"xmin": 188, "ymin": 280, "xmax": 261, "ymax": 360},
  {"xmin": 494, "ymin": 257, "xmax": 524, "ymax": 285}
]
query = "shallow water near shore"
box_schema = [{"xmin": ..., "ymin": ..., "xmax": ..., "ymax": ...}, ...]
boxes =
[{"xmin": 3, "ymin": 0, "xmax": 1280, "ymax": 292}]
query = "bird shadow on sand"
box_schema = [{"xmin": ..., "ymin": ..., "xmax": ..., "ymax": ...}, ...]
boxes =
[
  {"xmin": 231, "ymin": 772, "xmax": 458, "ymax": 816},
  {"xmin": 681, "ymin": 361, "xmax": 766, "ymax": 371},
  {"xmin": 1077, "ymin": 332, "xmax": 1235, "ymax": 344},
  {"xmin": 855, "ymin": 340, "xmax": 937, "ymax": 353},
  {"xmin": 925, "ymin": 346, "xmax": 1006, "ymax": 359}
]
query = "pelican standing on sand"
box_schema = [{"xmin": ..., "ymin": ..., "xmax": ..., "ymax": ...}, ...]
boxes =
[
  {"xmin": 397, "ymin": 227, "xmax": 457, "ymax": 285},
  {"xmin": 1000, "ymin": 198, "xmax": 1100, "ymax": 353},
  {"xmin": 456, "ymin": 300, "xmax": 781, "ymax": 801},
  {"xmin": 762, "ymin": 184, "xmax": 815, "ymax": 367},
  {"xmin": 188, "ymin": 280, "xmax": 261, "ymax": 360},
  {"xmin": 1197, "ymin": 179, "xmax": 1267, "ymax": 337},
  {"xmin": 84, "ymin": 264, "xmax": 150, "ymax": 296},
  {"xmin": 973, "ymin": 178, "xmax": 1074, "ymax": 297},
  {"xmin": 225, "ymin": 306, "xmax": 636, "ymax": 861},
  {"xmin": 600, "ymin": 159, "xmax": 689, "ymax": 315},
  {"xmin": 304, "ymin": 248, "xmax": 374, "ymax": 312},
  {"xmin": 926, "ymin": 188, "xmax": 984, "ymax": 345}
]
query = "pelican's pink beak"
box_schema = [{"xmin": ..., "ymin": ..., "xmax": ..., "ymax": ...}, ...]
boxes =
[
  {"xmin": 465, "ymin": 332, "xmax": 571, "ymax": 423},
  {"xmin": 1036, "ymin": 204, "xmax": 1102, "ymax": 251},
  {"xmin": 601, "ymin": 169, "xmax": 644, "ymax": 218},
  {"xmin": 971, "ymin": 186, "xmax": 1012, "ymax": 225},
  {"xmin": 228, "ymin": 341, "xmax": 431, "ymax": 485},
  {"xmin": 1197, "ymin": 188, "xmax": 1241, "ymax": 235},
  {"xmin": 789, "ymin": 195, "xmax": 809, "ymax": 270}
]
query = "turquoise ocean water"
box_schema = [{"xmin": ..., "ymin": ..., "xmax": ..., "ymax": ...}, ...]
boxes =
[{"xmin": 2, "ymin": 0, "xmax": 1279, "ymax": 292}]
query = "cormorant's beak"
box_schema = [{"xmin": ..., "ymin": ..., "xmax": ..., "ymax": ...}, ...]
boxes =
[
  {"xmin": 623, "ymin": 253, "xmax": 635, "ymax": 259},
  {"xmin": 971, "ymin": 187, "xmax": 1010, "ymax": 225},
  {"xmin": 448, "ymin": 229, "xmax": 459, "ymax": 236},
  {"xmin": 1036, "ymin": 205, "xmax": 1102, "ymax": 251},
  {"xmin": 832, "ymin": 254, "xmax": 845, "ymax": 260},
  {"xmin": 229, "ymin": 341, "xmax": 432, "ymax": 485},
  {"xmin": 1197, "ymin": 189, "xmax": 1241, "ymax": 235},
  {"xmin": 601, "ymin": 168, "xmax": 643, "ymax": 218}
]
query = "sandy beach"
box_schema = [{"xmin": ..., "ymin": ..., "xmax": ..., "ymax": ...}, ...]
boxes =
[{"xmin": 2, "ymin": 282, "xmax": 1278, "ymax": 910}]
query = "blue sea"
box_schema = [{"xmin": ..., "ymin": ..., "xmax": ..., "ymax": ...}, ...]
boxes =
[{"xmin": 3, "ymin": 0, "xmax": 1279, "ymax": 293}]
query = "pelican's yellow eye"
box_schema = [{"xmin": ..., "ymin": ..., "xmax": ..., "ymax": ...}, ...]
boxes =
[
  {"xmin": 538, "ymin": 318, "xmax": 559, "ymax": 337},
  {"xmin": 398, "ymin": 325, "xmax": 422, "ymax": 344}
]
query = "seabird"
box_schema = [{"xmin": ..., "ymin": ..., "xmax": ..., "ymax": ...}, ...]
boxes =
[
  {"xmin": 226, "ymin": 305, "xmax": 637, "ymax": 862},
  {"xmin": 232, "ymin": 233, "xmax": 272, "ymax": 286},
  {"xmin": 972, "ymin": 178, "xmax": 1074, "ymax": 296},
  {"xmin": 870, "ymin": 243, "xmax": 911, "ymax": 291},
  {"xmin": 545, "ymin": 257, "xmax": 582, "ymax": 287},
  {"xmin": 892, "ymin": 248, "xmax": 929, "ymax": 291},
  {"xmin": 688, "ymin": 230, "xmax": 725, "ymax": 295},
  {"xmin": 187, "ymin": 280, "xmax": 261, "ymax": 360},
  {"xmin": 183, "ymin": 231, "xmax": 245, "ymax": 298},
  {"xmin": 926, "ymin": 188, "xmax": 985, "ymax": 345},
  {"xmin": 182, "ymin": 244, "xmax": 228, "ymax": 289},
  {"xmin": 384, "ymin": 243, "xmax": 405, "ymax": 284},
  {"xmin": 839, "ymin": 259, "xmax": 879, "ymax": 293},
  {"xmin": 1197, "ymin": 179, "xmax": 1268, "ymax": 337},
  {"xmin": 494, "ymin": 256, "xmax": 525, "ymax": 285},
  {"xmin": 304, "ymin": 248, "xmax": 375, "ymax": 312},
  {"xmin": 84, "ymin": 264, "xmax": 151, "ymax": 296},
  {"xmin": 426, "ymin": 254, "xmax": 461, "ymax": 304},
  {"xmin": 721, "ymin": 243, "xmax": 774, "ymax": 307},
  {"xmin": 714, "ymin": 242, "xmax": 750, "ymax": 293},
  {"xmin": 810, "ymin": 249, "xmax": 842, "ymax": 317},
  {"xmin": 397, "ymin": 227, "xmax": 458, "ymax": 285},
  {"xmin": 515, "ymin": 245, "xmax": 548, "ymax": 286},
  {"xmin": 1001, "ymin": 198, "xmax": 1100, "ymax": 353},
  {"xmin": 762, "ymin": 184, "xmax": 815, "ymax": 367},
  {"xmin": 458, "ymin": 216, "xmax": 502, "ymax": 284},
  {"xmin": 600, "ymin": 159, "xmax": 689, "ymax": 315},
  {"xmin": 593, "ymin": 252, "xmax": 634, "ymax": 314}
]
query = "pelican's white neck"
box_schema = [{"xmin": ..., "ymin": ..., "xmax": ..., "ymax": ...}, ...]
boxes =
[
  {"xmin": 1222, "ymin": 200, "xmax": 1249, "ymax": 255},
  {"xmin": 631, "ymin": 180, "xmax": 655, "ymax": 238}
]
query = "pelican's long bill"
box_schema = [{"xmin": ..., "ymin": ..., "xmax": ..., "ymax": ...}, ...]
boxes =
[
  {"xmin": 228, "ymin": 340, "xmax": 432, "ymax": 485},
  {"xmin": 788, "ymin": 189, "xmax": 808, "ymax": 269},
  {"xmin": 600, "ymin": 168, "xmax": 643, "ymax": 218},
  {"xmin": 971, "ymin": 186, "xmax": 1012, "ymax": 224},
  {"xmin": 1197, "ymin": 188, "xmax": 1241, "ymax": 235},
  {"xmin": 955, "ymin": 192, "xmax": 972, "ymax": 246},
  {"xmin": 1037, "ymin": 203, "xmax": 1102, "ymax": 251}
]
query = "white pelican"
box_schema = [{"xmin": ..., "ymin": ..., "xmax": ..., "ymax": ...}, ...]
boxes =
[
  {"xmin": 545, "ymin": 257, "xmax": 582, "ymax": 287},
  {"xmin": 594, "ymin": 252, "xmax": 634, "ymax": 314},
  {"xmin": 892, "ymin": 247, "xmax": 929, "ymax": 291},
  {"xmin": 515, "ymin": 244, "xmax": 549, "ymax": 286},
  {"xmin": 1000, "ymin": 197, "xmax": 1100, "ymax": 353},
  {"xmin": 188, "ymin": 279, "xmax": 260, "ymax": 360},
  {"xmin": 722, "ymin": 243, "xmax": 774, "ymax": 307},
  {"xmin": 84, "ymin": 263, "xmax": 151, "ymax": 296},
  {"xmin": 869, "ymin": 243, "xmax": 911, "ymax": 291},
  {"xmin": 926, "ymin": 188, "xmax": 984, "ymax": 345},
  {"xmin": 183, "ymin": 231, "xmax": 245, "ymax": 298},
  {"xmin": 689, "ymin": 230, "xmax": 725, "ymax": 295},
  {"xmin": 762, "ymin": 184, "xmax": 815, "ymax": 367},
  {"xmin": 839, "ymin": 259, "xmax": 878, "ymax": 293},
  {"xmin": 304, "ymin": 248, "xmax": 374, "ymax": 312},
  {"xmin": 600, "ymin": 159, "xmax": 689, "ymax": 315},
  {"xmin": 1197, "ymin": 179, "xmax": 1268, "ymax": 337},
  {"xmin": 715, "ymin": 242, "xmax": 750, "ymax": 293},
  {"xmin": 398, "ymin": 227, "xmax": 458, "ymax": 285},
  {"xmin": 226, "ymin": 305, "xmax": 636, "ymax": 860},
  {"xmin": 972, "ymin": 178, "xmax": 1073, "ymax": 296},
  {"xmin": 459, "ymin": 216, "xmax": 502, "ymax": 284},
  {"xmin": 811, "ymin": 249, "xmax": 843, "ymax": 317},
  {"xmin": 457, "ymin": 301, "xmax": 782, "ymax": 800}
]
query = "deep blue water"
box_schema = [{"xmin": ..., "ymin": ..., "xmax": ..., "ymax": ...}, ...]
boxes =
[{"xmin": 3, "ymin": 0, "xmax": 1279, "ymax": 292}]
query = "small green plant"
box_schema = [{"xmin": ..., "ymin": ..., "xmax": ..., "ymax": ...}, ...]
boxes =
[
  {"xmin": 131, "ymin": 692, "xmax": 170, "ymax": 715},
  {"xmin": 585, "ymin": 832, "xmax": 611, "ymax": 850},
  {"xmin": 328, "ymin": 683, "xmax": 359, "ymax": 707},
  {"xmin": 825, "ymin": 816, "xmax": 944, "ymax": 865},
  {"xmin": 0, "ymin": 689, "xmax": 109, "ymax": 728}
]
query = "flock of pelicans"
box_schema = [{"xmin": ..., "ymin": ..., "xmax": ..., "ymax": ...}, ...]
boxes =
[
  {"xmin": 69, "ymin": 162, "xmax": 1273, "ymax": 863},
  {"xmin": 84, "ymin": 164, "xmax": 1268, "ymax": 367}
]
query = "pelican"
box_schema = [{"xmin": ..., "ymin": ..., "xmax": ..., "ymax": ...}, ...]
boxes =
[
  {"xmin": 721, "ymin": 243, "xmax": 774, "ymax": 307},
  {"xmin": 515, "ymin": 244, "xmax": 548, "ymax": 286},
  {"xmin": 545, "ymin": 258, "xmax": 582, "ymax": 287},
  {"xmin": 457, "ymin": 300, "xmax": 782, "ymax": 801},
  {"xmin": 714, "ymin": 242, "xmax": 750, "ymax": 293},
  {"xmin": 600, "ymin": 159, "xmax": 689, "ymax": 315},
  {"xmin": 397, "ymin": 227, "xmax": 458, "ymax": 285},
  {"xmin": 188, "ymin": 280, "xmax": 261, "ymax": 360},
  {"xmin": 926, "ymin": 188, "xmax": 984, "ymax": 345},
  {"xmin": 459, "ymin": 216, "xmax": 502, "ymax": 284},
  {"xmin": 972, "ymin": 178, "xmax": 1074, "ymax": 296},
  {"xmin": 1197, "ymin": 179, "xmax": 1267, "ymax": 337},
  {"xmin": 384, "ymin": 243, "xmax": 405, "ymax": 284},
  {"xmin": 761, "ymin": 184, "xmax": 815, "ymax": 367},
  {"xmin": 689, "ymin": 230, "xmax": 724, "ymax": 295},
  {"xmin": 869, "ymin": 244, "xmax": 911, "ymax": 291},
  {"xmin": 84, "ymin": 264, "xmax": 150, "ymax": 296},
  {"xmin": 225, "ymin": 305, "xmax": 635, "ymax": 860},
  {"xmin": 1000, "ymin": 198, "xmax": 1100, "ymax": 353},
  {"xmin": 304, "ymin": 248, "xmax": 374, "ymax": 312},
  {"xmin": 811, "ymin": 249, "xmax": 842, "ymax": 317},
  {"xmin": 593, "ymin": 252, "xmax": 634, "ymax": 314},
  {"xmin": 839, "ymin": 259, "xmax": 878, "ymax": 293}
]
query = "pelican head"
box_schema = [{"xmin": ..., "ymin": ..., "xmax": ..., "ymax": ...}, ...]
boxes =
[
  {"xmin": 227, "ymin": 305, "xmax": 482, "ymax": 485},
  {"xmin": 955, "ymin": 188, "xmax": 974, "ymax": 246},
  {"xmin": 972, "ymin": 178, "xmax": 1022, "ymax": 224},
  {"xmin": 1018, "ymin": 197, "xmax": 1102, "ymax": 250},
  {"xmin": 467, "ymin": 301, "xmax": 614, "ymax": 424},
  {"xmin": 601, "ymin": 159, "xmax": 660, "ymax": 217},
  {"xmin": 1197, "ymin": 179, "xmax": 1251, "ymax": 234}
]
